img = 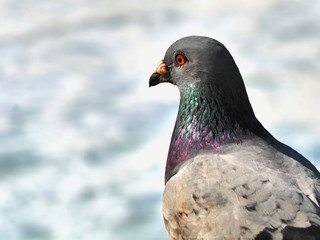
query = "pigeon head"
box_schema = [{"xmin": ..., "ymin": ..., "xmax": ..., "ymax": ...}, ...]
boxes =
[
  {"xmin": 149, "ymin": 36, "xmax": 260, "ymax": 182},
  {"xmin": 149, "ymin": 36, "xmax": 255, "ymax": 121},
  {"xmin": 151, "ymin": 36, "xmax": 239, "ymax": 86}
]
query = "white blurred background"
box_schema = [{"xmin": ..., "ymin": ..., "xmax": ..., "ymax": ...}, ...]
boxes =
[{"xmin": 0, "ymin": 0, "xmax": 319, "ymax": 239}]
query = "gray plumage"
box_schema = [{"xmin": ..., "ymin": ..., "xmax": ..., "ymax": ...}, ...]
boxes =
[
  {"xmin": 163, "ymin": 137, "xmax": 320, "ymax": 239},
  {"xmin": 149, "ymin": 36, "xmax": 320, "ymax": 239}
]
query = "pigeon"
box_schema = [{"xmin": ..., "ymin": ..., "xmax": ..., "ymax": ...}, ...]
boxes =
[{"xmin": 149, "ymin": 36, "xmax": 320, "ymax": 239}]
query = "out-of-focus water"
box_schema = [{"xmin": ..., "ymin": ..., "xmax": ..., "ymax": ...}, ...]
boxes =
[{"xmin": 0, "ymin": 0, "xmax": 319, "ymax": 239}]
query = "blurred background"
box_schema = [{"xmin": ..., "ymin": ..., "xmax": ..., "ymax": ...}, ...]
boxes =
[{"xmin": 0, "ymin": 0, "xmax": 319, "ymax": 239}]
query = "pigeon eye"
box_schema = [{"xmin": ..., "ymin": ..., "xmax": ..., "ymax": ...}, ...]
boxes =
[{"xmin": 175, "ymin": 54, "xmax": 186, "ymax": 65}]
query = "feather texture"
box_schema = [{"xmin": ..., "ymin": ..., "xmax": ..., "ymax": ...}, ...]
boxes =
[{"xmin": 162, "ymin": 138, "xmax": 320, "ymax": 239}]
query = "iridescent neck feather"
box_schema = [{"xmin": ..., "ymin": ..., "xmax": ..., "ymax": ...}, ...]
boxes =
[{"xmin": 165, "ymin": 83, "xmax": 247, "ymax": 182}]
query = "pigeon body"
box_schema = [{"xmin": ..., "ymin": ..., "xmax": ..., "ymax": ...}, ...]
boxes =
[{"xmin": 149, "ymin": 36, "xmax": 320, "ymax": 239}]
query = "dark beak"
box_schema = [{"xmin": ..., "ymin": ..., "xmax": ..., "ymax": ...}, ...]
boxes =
[
  {"xmin": 149, "ymin": 72, "xmax": 161, "ymax": 87},
  {"xmin": 149, "ymin": 72, "xmax": 171, "ymax": 87}
]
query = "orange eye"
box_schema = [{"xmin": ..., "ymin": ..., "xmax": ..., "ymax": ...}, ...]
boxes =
[{"xmin": 176, "ymin": 54, "xmax": 186, "ymax": 65}]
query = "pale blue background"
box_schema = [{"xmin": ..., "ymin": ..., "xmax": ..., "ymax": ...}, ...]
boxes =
[{"xmin": 0, "ymin": 0, "xmax": 319, "ymax": 239}]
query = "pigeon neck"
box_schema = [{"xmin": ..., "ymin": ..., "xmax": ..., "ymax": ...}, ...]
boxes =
[{"xmin": 165, "ymin": 83, "xmax": 246, "ymax": 183}]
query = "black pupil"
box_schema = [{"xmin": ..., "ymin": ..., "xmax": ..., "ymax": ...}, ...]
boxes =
[{"xmin": 178, "ymin": 56, "xmax": 183, "ymax": 63}]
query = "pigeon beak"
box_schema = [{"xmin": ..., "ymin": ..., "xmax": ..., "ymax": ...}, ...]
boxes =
[
  {"xmin": 149, "ymin": 59, "xmax": 171, "ymax": 87},
  {"xmin": 149, "ymin": 72, "xmax": 162, "ymax": 87},
  {"xmin": 149, "ymin": 72, "xmax": 171, "ymax": 87}
]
